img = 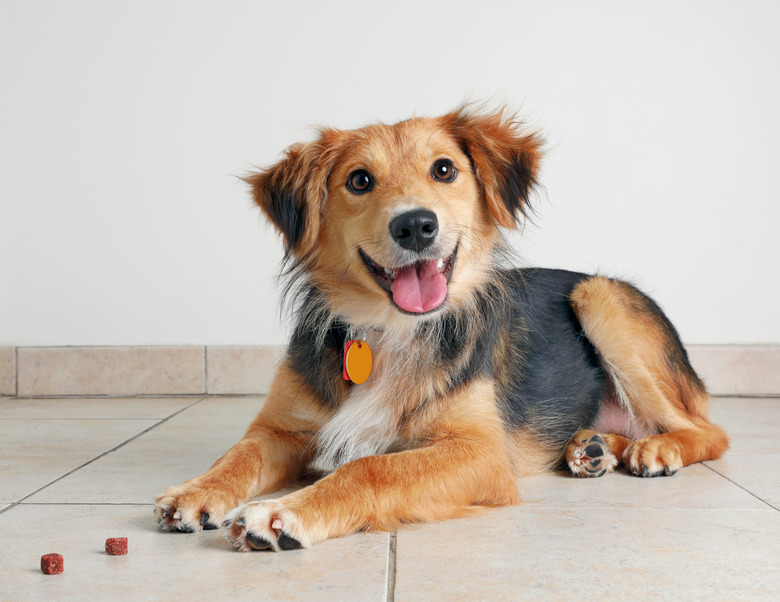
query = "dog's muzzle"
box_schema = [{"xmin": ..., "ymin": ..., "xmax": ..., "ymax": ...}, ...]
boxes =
[{"xmin": 359, "ymin": 209, "xmax": 457, "ymax": 315}]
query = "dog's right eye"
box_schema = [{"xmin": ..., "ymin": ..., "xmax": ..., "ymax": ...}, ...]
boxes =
[{"xmin": 346, "ymin": 170, "xmax": 374, "ymax": 194}]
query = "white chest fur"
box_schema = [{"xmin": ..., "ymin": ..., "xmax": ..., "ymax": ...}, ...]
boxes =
[
  {"xmin": 310, "ymin": 385, "xmax": 398, "ymax": 472},
  {"xmin": 309, "ymin": 337, "xmax": 412, "ymax": 473}
]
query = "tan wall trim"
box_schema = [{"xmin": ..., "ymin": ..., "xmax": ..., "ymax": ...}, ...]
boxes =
[
  {"xmin": 15, "ymin": 346, "xmax": 206, "ymax": 397},
  {"xmin": 0, "ymin": 344, "xmax": 777, "ymax": 398},
  {"xmin": 686, "ymin": 344, "xmax": 780, "ymax": 397},
  {"xmin": 206, "ymin": 346, "xmax": 286, "ymax": 395},
  {"xmin": 0, "ymin": 347, "xmax": 15, "ymax": 396}
]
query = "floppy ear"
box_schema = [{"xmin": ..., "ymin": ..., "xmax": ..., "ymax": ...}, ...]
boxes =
[
  {"xmin": 441, "ymin": 108, "xmax": 543, "ymax": 228},
  {"xmin": 246, "ymin": 130, "xmax": 341, "ymax": 258}
]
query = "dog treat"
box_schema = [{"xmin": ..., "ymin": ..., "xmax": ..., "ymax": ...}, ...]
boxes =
[
  {"xmin": 40, "ymin": 553, "xmax": 64, "ymax": 574},
  {"xmin": 105, "ymin": 537, "xmax": 128, "ymax": 555}
]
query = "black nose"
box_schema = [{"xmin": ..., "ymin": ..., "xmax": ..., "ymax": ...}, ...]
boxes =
[{"xmin": 389, "ymin": 209, "xmax": 439, "ymax": 252}]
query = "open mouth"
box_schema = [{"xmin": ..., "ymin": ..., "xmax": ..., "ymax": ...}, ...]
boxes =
[{"xmin": 358, "ymin": 246, "xmax": 457, "ymax": 314}]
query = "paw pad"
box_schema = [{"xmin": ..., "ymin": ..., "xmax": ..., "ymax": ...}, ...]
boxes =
[{"xmin": 566, "ymin": 433, "xmax": 618, "ymax": 478}]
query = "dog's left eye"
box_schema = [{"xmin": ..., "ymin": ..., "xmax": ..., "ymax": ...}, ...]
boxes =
[
  {"xmin": 346, "ymin": 170, "xmax": 374, "ymax": 194},
  {"xmin": 431, "ymin": 159, "xmax": 457, "ymax": 182}
]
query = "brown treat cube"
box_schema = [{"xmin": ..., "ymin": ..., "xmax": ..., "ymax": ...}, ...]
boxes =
[
  {"xmin": 105, "ymin": 537, "xmax": 128, "ymax": 555},
  {"xmin": 40, "ymin": 553, "xmax": 64, "ymax": 574}
]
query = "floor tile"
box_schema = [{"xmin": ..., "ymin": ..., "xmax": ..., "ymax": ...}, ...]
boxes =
[
  {"xmin": 0, "ymin": 396, "xmax": 200, "ymax": 420},
  {"xmin": 0, "ymin": 419, "xmax": 158, "ymax": 503},
  {"xmin": 394, "ymin": 507, "xmax": 780, "ymax": 600},
  {"xmin": 0, "ymin": 504, "xmax": 388, "ymax": 600},
  {"xmin": 518, "ymin": 463, "xmax": 767, "ymax": 510},
  {"xmin": 706, "ymin": 454, "xmax": 780, "ymax": 510},
  {"xmin": 709, "ymin": 397, "xmax": 780, "ymax": 454},
  {"xmin": 24, "ymin": 396, "xmax": 267, "ymax": 504}
]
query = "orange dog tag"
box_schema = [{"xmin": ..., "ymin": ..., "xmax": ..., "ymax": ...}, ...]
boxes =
[{"xmin": 343, "ymin": 340, "xmax": 372, "ymax": 384}]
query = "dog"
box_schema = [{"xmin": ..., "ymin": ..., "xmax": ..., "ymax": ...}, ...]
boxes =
[{"xmin": 154, "ymin": 107, "xmax": 729, "ymax": 551}]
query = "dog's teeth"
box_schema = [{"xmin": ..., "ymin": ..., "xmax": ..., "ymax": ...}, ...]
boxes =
[
  {"xmin": 437, "ymin": 258, "xmax": 444, "ymax": 269},
  {"xmin": 384, "ymin": 268, "xmax": 393, "ymax": 278}
]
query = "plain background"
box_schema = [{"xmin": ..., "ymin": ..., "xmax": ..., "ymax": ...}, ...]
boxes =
[{"xmin": 1, "ymin": 0, "xmax": 779, "ymax": 347}]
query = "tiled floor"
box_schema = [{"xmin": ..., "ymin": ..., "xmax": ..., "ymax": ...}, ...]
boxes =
[{"xmin": 0, "ymin": 396, "xmax": 778, "ymax": 600}]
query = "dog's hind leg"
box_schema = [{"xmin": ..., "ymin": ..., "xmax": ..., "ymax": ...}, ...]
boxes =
[{"xmin": 569, "ymin": 276, "xmax": 729, "ymax": 477}]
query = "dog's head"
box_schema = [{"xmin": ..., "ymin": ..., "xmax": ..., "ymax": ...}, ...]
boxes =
[{"xmin": 247, "ymin": 107, "xmax": 542, "ymax": 327}]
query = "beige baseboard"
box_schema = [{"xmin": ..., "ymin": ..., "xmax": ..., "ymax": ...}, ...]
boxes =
[
  {"xmin": 685, "ymin": 345, "xmax": 780, "ymax": 397},
  {"xmin": 0, "ymin": 345, "xmax": 285, "ymax": 397},
  {"xmin": 0, "ymin": 344, "xmax": 777, "ymax": 398},
  {"xmin": 0, "ymin": 347, "xmax": 14, "ymax": 396}
]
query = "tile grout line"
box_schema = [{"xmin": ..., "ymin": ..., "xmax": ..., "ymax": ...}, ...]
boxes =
[
  {"xmin": 384, "ymin": 531, "xmax": 397, "ymax": 602},
  {"xmin": 16, "ymin": 502, "xmax": 154, "ymax": 506},
  {"xmin": 702, "ymin": 463, "xmax": 779, "ymax": 511},
  {"xmin": 204, "ymin": 346, "xmax": 208, "ymax": 395},
  {"xmin": 14, "ymin": 346, "xmax": 18, "ymax": 397},
  {"xmin": 0, "ymin": 395, "xmax": 209, "ymax": 517}
]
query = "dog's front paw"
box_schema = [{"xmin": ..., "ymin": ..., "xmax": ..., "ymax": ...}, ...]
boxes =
[
  {"xmin": 223, "ymin": 501, "xmax": 309, "ymax": 552},
  {"xmin": 624, "ymin": 435, "xmax": 682, "ymax": 477},
  {"xmin": 154, "ymin": 480, "xmax": 240, "ymax": 533},
  {"xmin": 566, "ymin": 430, "xmax": 618, "ymax": 478}
]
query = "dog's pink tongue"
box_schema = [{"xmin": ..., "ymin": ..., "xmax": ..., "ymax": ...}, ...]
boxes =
[{"xmin": 391, "ymin": 259, "xmax": 447, "ymax": 313}]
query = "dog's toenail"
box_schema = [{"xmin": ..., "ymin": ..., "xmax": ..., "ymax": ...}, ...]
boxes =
[
  {"xmin": 278, "ymin": 531, "xmax": 302, "ymax": 550},
  {"xmin": 246, "ymin": 532, "xmax": 272, "ymax": 550},
  {"xmin": 200, "ymin": 512, "xmax": 210, "ymax": 525}
]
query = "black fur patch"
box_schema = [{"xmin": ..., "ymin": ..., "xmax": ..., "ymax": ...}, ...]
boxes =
[
  {"xmin": 410, "ymin": 269, "xmax": 605, "ymax": 449},
  {"xmin": 441, "ymin": 283, "xmax": 504, "ymax": 392},
  {"xmin": 287, "ymin": 291, "xmax": 350, "ymax": 409},
  {"xmin": 499, "ymin": 155, "xmax": 536, "ymax": 220},
  {"xmin": 494, "ymin": 269, "xmax": 606, "ymax": 448},
  {"xmin": 264, "ymin": 186, "xmax": 307, "ymax": 257}
]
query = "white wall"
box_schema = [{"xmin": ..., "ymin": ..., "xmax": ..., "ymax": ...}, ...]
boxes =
[{"xmin": 1, "ymin": 0, "xmax": 778, "ymax": 346}]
